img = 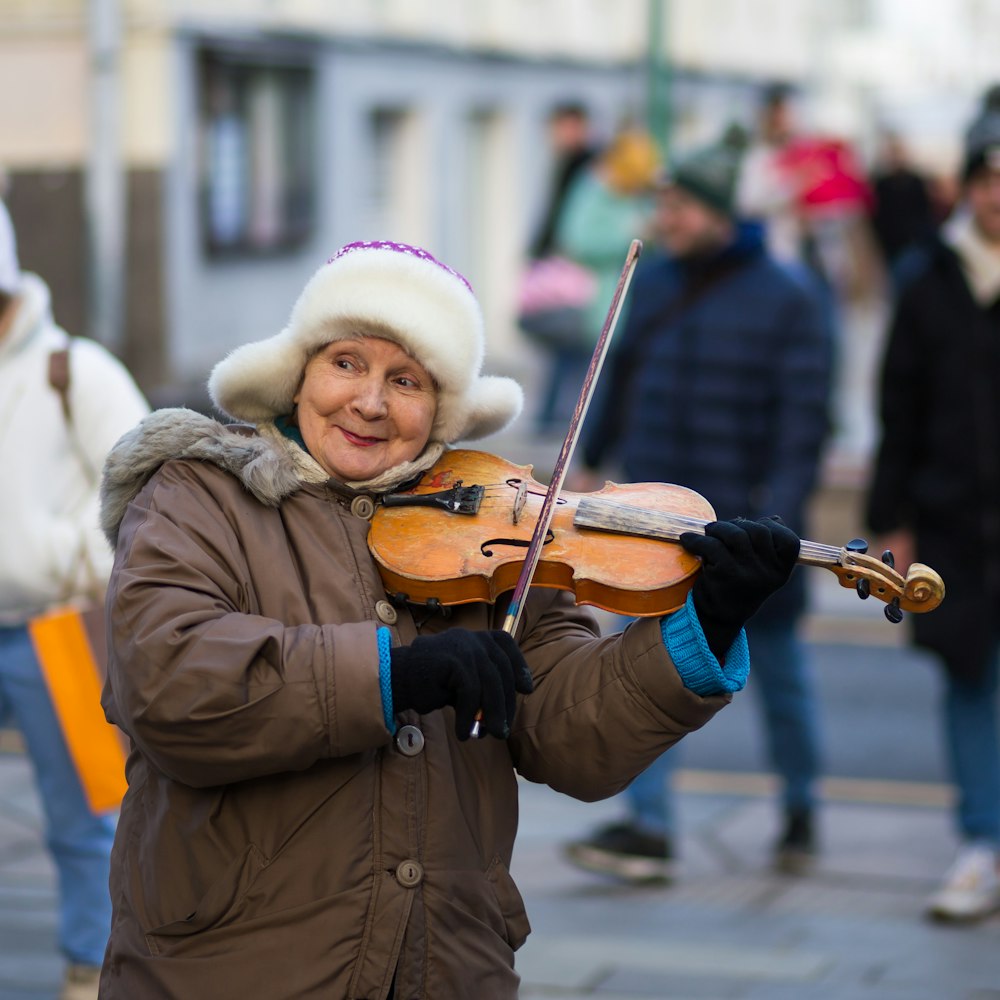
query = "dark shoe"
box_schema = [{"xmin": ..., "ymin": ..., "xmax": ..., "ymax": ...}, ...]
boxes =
[
  {"xmin": 563, "ymin": 822, "xmax": 676, "ymax": 884},
  {"xmin": 774, "ymin": 808, "xmax": 817, "ymax": 875}
]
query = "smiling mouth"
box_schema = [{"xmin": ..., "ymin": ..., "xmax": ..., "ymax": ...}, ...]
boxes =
[{"xmin": 340, "ymin": 428, "xmax": 384, "ymax": 447}]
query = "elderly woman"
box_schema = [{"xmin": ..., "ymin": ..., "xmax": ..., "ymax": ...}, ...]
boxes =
[{"xmin": 97, "ymin": 241, "xmax": 797, "ymax": 998}]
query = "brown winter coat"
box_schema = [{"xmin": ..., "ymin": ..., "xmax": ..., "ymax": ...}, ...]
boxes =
[{"xmin": 97, "ymin": 409, "xmax": 730, "ymax": 999}]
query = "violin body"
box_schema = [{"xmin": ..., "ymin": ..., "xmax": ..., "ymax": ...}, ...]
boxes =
[{"xmin": 369, "ymin": 450, "xmax": 715, "ymax": 616}]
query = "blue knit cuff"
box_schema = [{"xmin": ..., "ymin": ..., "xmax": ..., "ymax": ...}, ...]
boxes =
[
  {"xmin": 377, "ymin": 627, "xmax": 396, "ymax": 733},
  {"xmin": 660, "ymin": 591, "xmax": 750, "ymax": 696}
]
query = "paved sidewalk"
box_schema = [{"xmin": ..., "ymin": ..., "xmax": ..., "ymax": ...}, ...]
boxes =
[
  {"xmin": 0, "ymin": 746, "xmax": 65, "ymax": 1000},
  {"xmin": 514, "ymin": 777, "xmax": 999, "ymax": 1000}
]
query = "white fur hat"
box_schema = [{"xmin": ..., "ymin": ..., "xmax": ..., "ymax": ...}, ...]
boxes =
[
  {"xmin": 0, "ymin": 198, "xmax": 20, "ymax": 297},
  {"xmin": 209, "ymin": 241, "xmax": 523, "ymax": 444}
]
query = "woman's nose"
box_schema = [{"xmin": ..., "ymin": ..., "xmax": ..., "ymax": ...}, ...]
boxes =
[{"xmin": 353, "ymin": 379, "xmax": 390, "ymax": 418}]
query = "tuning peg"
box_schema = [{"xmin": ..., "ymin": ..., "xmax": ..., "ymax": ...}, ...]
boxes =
[
  {"xmin": 844, "ymin": 539, "xmax": 870, "ymax": 599},
  {"xmin": 881, "ymin": 549, "xmax": 895, "ymax": 569},
  {"xmin": 884, "ymin": 597, "xmax": 903, "ymax": 624}
]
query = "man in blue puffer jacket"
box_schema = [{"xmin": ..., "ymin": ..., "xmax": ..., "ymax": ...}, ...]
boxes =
[{"xmin": 564, "ymin": 135, "xmax": 834, "ymax": 881}]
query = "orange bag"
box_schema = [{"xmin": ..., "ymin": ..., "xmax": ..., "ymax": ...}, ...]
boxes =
[{"xmin": 28, "ymin": 603, "xmax": 128, "ymax": 813}]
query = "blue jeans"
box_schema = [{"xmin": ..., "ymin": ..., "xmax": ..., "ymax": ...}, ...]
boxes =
[
  {"xmin": 942, "ymin": 653, "xmax": 1000, "ymax": 845},
  {"xmin": 0, "ymin": 624, "xmax": 115, "ymax": 966},
  {"xmin": 627, "ymin": 619, "xmax": 821, "ymax": 837}
]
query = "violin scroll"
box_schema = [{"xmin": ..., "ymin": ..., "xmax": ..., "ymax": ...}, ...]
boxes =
[{"xmin": 831, "ymin": 545, "xmax": 945, "ymax": 617}]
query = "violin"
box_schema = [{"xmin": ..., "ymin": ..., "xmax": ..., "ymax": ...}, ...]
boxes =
[{"xmin": 369, "ymin": 450, "xmax": 946, "ymax": 621}]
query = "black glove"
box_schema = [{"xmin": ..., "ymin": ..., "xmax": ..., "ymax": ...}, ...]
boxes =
[
  {"xmin": 679, "ymin": 516, "xmax": 800, "ymax": 661},
  {"xmin": 389, "ymin": 628, "xmax": 534, "ymax": 740}
]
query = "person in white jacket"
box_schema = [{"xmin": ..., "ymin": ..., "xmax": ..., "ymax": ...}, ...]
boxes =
[{"xmin": 0, "ymin": 196, "xmax": 148, "ymax": 1000}]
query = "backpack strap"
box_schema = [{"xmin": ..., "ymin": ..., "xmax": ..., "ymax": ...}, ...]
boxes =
[{"xmin": 48, "ymin": 346, "xmax": 72, "ymax": 424}]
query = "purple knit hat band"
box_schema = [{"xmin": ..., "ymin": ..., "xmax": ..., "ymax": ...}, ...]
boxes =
[{"xmin": 328, "ymin": 240, "xmax": 473, "ymax": 292}]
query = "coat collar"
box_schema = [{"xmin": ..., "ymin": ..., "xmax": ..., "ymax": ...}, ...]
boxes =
[{"xmin": 99, "ymin": 407, "xmax": 440, "ymax": 549}]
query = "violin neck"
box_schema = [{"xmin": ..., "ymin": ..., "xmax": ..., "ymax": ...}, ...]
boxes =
[{"xmin": 572, "ymin": 497, "xmax": 843, "ymax": 567}]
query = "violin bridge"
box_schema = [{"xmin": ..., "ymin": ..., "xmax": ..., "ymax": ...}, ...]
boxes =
[{"xmin": 512, "ymin": 482, "xmax": 528, "ymax": 525}]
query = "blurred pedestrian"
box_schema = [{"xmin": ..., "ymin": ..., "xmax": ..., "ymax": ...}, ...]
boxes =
[
  {"xmin": 868, "ymin": 131, "xmax": 938, "ymax": 282},
  {"xmin": 520, "ymin": 102, "xmax": 598, "ymax": 434},
  {"xmin": 529, "ymin": 102, "xmax": 597, "ymax": 261},
  {"xmin": 0, "ymin": 195, "xmax": 149, "ymax": 999},
  {"xmin": 95, "ymin": 239, "xmax": 800, "ymax": 997},
  {"xmin": 865, "ymin": 85, "xmax": 1000, "ymax": 923},
  {"xmin": 737, "ymin": 83, "xmax": 809, "ymax": 266},
  {"xmin": 533, "ymin": 124, "xmax": 658, "ymax": 432},
  {"xmin": 556, "ymin": 124, "xmax": 659, "ymax": 346},
  {"xmin": 738, "ymin": 84, "xmax": 874, "ymax": 306},
  {"xmin": 563, "ymin": 135, "xmax": 833, "ymax": 883}
]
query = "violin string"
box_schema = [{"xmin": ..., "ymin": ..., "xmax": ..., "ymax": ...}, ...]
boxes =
[{"xmin": 458, "ymin": 484, "xmax": 844, "ymax": 563}]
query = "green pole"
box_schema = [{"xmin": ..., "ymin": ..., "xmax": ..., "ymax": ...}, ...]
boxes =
[{"xmin": 645, "ymin": 0, "xmax": 671, "ymax": 159}]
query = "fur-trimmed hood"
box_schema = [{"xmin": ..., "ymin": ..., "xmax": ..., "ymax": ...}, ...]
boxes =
[
  {"xmin": 100, "ymin": 406, "xmax": 461, "ymax": 550},
  {"xmin": 100, "ymin": 408, "xmax": 324, "ymax": 548},
  {"xmin": 0, "ymin": 272, "xmax": 51, "ymax": 362}
]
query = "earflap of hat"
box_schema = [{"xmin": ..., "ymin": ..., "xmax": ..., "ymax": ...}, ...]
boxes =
[
  {"xmin": 435, "ymin": 374, "xmax": 524, "ymax": 443},
  {"xmin": 208, "ymin": 326, "xmax": 310, "ymax": 422}
]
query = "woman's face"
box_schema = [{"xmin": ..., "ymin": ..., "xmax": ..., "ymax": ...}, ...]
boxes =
[
  {"xmin": 293, "ymin": 336, "xmax": 438, "ymax": 481},
  {"xmin": 656, "ymin": 186, "xmax": 733, "ymax": 259}
]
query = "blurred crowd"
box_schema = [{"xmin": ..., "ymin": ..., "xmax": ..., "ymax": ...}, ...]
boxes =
[
  {"xmin": 520, "ymin": 83, "xmax": 952, "ymax": 440},
  {"xmin": 520, "ymin": 80, "xmax": 1000, "ymax": 929}
]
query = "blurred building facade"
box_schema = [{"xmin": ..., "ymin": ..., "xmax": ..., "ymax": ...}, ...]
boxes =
[{"xmin": 2, "ymin": 0, "xmax": 999, "ymax": 404}]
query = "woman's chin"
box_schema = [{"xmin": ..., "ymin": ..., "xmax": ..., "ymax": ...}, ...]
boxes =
[{"xmin": 321, "ymin": 449, "xmax": 388, "ymax": 483}]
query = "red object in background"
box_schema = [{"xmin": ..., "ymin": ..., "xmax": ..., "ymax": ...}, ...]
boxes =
[{"xmin": 776, "ymin": 137, "xmax": 873, "ymax": 215}]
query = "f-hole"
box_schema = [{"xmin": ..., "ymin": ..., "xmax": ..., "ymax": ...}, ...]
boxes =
[{"xmin": 481, "ymin": 530, "xmax": 555, "ymax": 557}]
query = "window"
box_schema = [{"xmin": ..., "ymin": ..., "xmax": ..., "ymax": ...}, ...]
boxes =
[{"xmin": 198, "ymin": 46, "xmax": 316, "ymax": 256}]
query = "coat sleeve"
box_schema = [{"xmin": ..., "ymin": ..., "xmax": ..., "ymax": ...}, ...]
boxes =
[
  {"xmin": 41, "ymin": 338, "xmax": 150, "ymax": 598},
  {"xmin": 865, "ymin": 284, "xmax": 927, "ymax": 534},
  {"xmin": 105, "ymin": 462, "xmax": 389, "ymax": 788},
  {"xmin": 555, "ymin": 174, "xmax": 645, "ymax": 269},
  {"xmin": 579, "ymin": 300, "xmax": 638, "ymax": 470},
  {"xmin": 579, "ymin": 262, "xmax": 663, "ymax": 471},
  {"xmin": 508, "ymin": 595, "xmax": 730, "ymax": 801},
  {"xmin": 760, "ymin": 278, "xmax": 833, "ymax": 529}
]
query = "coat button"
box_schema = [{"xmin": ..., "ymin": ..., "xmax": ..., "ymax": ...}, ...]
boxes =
[
  {"xmin": 396, "ymin": 859, "xmax": 424, "ymax": 888},
  {"xmin": 350, "ymin": 496, "xmax": 376, "ymax": 520},
  {"xmin": 375, "ymin": 600, "xmax": 398, "ymax": 625},
  {"xmin": 395, "ymin": 724, "xmax": 424, "ymax": 756}
]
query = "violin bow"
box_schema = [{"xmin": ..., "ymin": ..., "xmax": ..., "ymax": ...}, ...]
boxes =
[{"xmin": 469, "ymin": 240, "xmax": 644, "ymax": 738}]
